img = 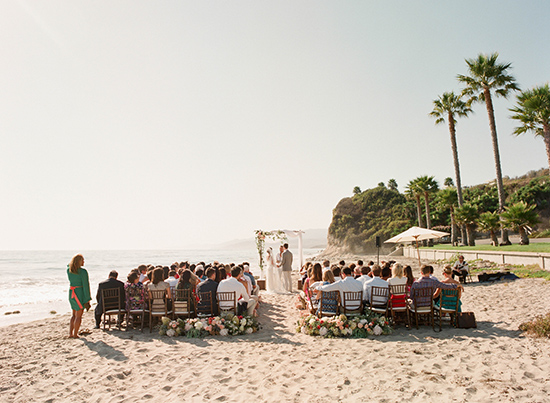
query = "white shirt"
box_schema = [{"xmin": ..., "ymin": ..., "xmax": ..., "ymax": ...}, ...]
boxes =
[
  {"xmin": 139, "ymin": 273, "xmax": 147, "ymax": 283},
  {"xmin": 363, "ymin": 277, "xmax": 389, "ymax": 305},
  {"xmin": 165, "ymin": 276, "xmax": 178, "ymax": 288},
  {"xmin": 357, "ymin": 275, "xmax": 371, "ymax": 285},
  {"xmin": 217, "ymin": 277, "xmax": 249, "ymax": 309},
  {"xmin": 322, "ymin": 266, "xmax": 331, "ymax": 273},
  {"xmin": 387, "ymin": 277, "xmax": 407, "ymax": 287},
  {"xmin": 318, "ymin": 276, "xmax": 364, "ymax": 309}
]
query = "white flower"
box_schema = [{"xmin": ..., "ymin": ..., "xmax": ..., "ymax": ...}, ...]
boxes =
[
  {"xmin": 166, "ymin": 329, "xmax": 176, "ymax": 337},
  {"xmin": 309, "ymin": 318, "xmax": 317, "ymax": 326},
  {"xmin": 220, "ymin": 328, "xmax": 229, "ymax": 336},
  {"xmin": 319, "ymin": 327, "xmax": 328, "ymax": 336},
  {"xmin": 195, "ymin": 321, "xmax": 203, "ymax": 330},
  {"xmin": 373, "ymin": 325, "xmax": 383, "ymax": 336},
  {"xmin": 241, "ymin": 318, "xmax": 247, "ymax": 326},
  {"xmin": 245, "ymin": 327, "xmax": 253, "ymax": 334},
  {"xmin": 301, "ymin": 326, "xmax": 308, "ymax": 334}
]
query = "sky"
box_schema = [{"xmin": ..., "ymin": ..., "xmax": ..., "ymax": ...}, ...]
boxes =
[{"xmin": 1, "ymin": 1, "xmax": 549, "ymax": 250}]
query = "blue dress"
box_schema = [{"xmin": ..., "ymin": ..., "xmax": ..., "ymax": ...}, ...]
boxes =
[{"xmin": 67, "ymin": 266, "xmax": 91, "ymax": 311}]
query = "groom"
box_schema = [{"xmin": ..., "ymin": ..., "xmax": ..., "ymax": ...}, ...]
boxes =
[{"xmin": 280, "ymin": 243, "xmax": 293, "ymax": 292}]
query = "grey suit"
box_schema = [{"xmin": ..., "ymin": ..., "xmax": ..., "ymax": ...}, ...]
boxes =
[{"xmin": 281, "ymin": 249, "xmax": 293, "ymax": 292}]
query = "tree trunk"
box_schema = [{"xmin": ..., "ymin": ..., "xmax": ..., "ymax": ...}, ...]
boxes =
[
  {"xmin": 543, "ymin": 123, "xmax": 550, "ymax": 171},
  {"xmin": 483, "ymin": 88, "xmax": 510, "ymax": 245},
  {"xmin": 519, "ymin": 227, "xmax": 529, "ymax": 245},
  {"xmin": 424, "ymin": 193, "xmax": 432, "ymax": 229},
  {"xmin": 467, "ymin": 225, "xmax": 476, "ymax": 246},
  {"xmin": 450, "ymin": 208, "xmax": 458, "ymax": 245},
  {"xmin": 490, "ymin": 230, "xmax": 499, "ymax": 247},
  {"xmin": 448, "ymin": 114, "xmax": 464, "ymax": 206},
  {"xmin": 461, "ymin": 226, "xmax": 468, "ymax": 246},
  {"xmin": 415, "ymin": 195, "xmax": 424, "ymax": 227}
]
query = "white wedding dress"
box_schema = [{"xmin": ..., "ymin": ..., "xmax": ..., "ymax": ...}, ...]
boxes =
[{"xmin": 265, "ymin": 250, "xmax": 284, "ymax": 293}]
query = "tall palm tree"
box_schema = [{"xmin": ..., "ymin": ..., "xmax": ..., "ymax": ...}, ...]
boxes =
[
  {"xmin": 406, "ymin": 178, "xmax": 424, "ymax": 228},
  {"xmin": 429, "ymin": 92, "xmax": 472, "ymax": 206},
  {"xmin": 500, "ymin": 201, "xmax": 539, "ymax": 245},
  {"xmin": 510, "ymin": 83, "xmax": 550, "ymax": 170},
  {"xmin": 455, "ymin": 203, "xmax": 479, "ymax": 246},
  {"xmin": 478, "ymin": 211, "xmax": 500, "ymax": 246},
  {"xmin": 457, "ymin": 52, "xmax": 520, "ymax": 245},
  {"xmin": 414, "ymin": 176, "xmax": 439, "ymax": 230}
]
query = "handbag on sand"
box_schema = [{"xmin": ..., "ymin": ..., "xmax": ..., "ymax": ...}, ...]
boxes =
[{"xmin": 457, "ymin": 312, "xmax": 477, "ymax": 328}]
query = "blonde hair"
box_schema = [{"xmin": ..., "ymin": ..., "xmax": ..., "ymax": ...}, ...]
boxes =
[
  {"xmin": 323, "ymin": 270, "xmax": 335, "ymax": 283},
  {"xmin": 443, "ymin": 265, "xmax": 452, "ymax": 275},
  {"xmin": 391, "ymin": 263, "xmax": 403, "ymax": 278},
  {"xmin": 69, "ymin": 254, "xmax": 84, "ymax": 274}
]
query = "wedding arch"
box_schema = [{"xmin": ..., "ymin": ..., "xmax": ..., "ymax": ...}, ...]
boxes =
[{"xmin": 254, "ymin": 229, "xmax": 305, "ymax": 275}]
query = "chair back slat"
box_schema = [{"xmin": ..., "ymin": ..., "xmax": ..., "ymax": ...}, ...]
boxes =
[
  {"xmin": 197, "ymin": 291, "xmax": 214, "ymax": 317},
  {"xmin": 370, "ymin": 286, "xmax": 389, "ymax": 308},
  {"xmin": 342, "ymin": 291, "xmax": 363, "ymax": 315},
  {"xmin": 217, "ymin": 291, "xmax": 236, "ymax": 314},
  {"xmin": 318, "ymin": 291, "xmax": 339, "ymax": 317}
]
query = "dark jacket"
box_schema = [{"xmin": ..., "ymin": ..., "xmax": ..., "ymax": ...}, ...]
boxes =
[{"xmin": 196, "ymin": 278, "xmax": 219, "ymax": 315}]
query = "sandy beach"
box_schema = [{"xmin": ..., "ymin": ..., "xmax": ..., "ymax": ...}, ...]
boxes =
[{"xmin": 2, "ymin": 263, "xmax": 550, "ymax": 403}]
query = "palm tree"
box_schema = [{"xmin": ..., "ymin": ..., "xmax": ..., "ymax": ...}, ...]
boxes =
[
  {"xmin": 387, "ymin": 179, "xmax": 398, "ymax": 191},
  {"xmin": 437, "ymin": 187, "xmax": 459, "ymax": 245},
  {"xmin": 457, "ymin": 52, "xmax": 520, "ymax": 245},
  {"xmin": 510, "ymin": 83, "xmax": 550, "ymax": 170},
  {"xmin": 429, "ymin": 92, "xmax": 472, "ymax": 206},
  {"xmin": 414, "ymin": 176, "xmax": 439, "ymax": 230},
  {"xmin": 455, "ymin": 203, "xmax": 479, "ymax": 246},
  {"xmin": 478, "ymin": 211, "xmax": 500, "ymax": 246},
  {"xmin": 444, "ymin": 177, "xmax": 454, "ymax": 187},
  {"xmin": 406, "ymin": 178, "xmax": 424, "ymax": 228},
  {"xmin": 500, "ymin": 201, "xmax": 539, "ymax": 245}
]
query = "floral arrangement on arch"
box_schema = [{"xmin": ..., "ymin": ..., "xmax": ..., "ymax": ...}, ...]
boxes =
[
  {"xmin": 159, "ymin": 313, "xmax": 260, "ymax": 338},
  {"xmin": 296, "ymin": 313, "xmax": 392, "ymax": 338},
  {"xmin": 254, "ymin": 229, "xmax": 288, "ymax": 272}
]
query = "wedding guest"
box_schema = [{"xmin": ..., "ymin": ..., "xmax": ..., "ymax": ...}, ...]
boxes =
[
  {"xmin": 381, "ymin": 266, "xmax": 391, "ymax": 281},
  {"xmin": 94, "ymin": 270, "xmax": 125, "ymax": 329},
  {"xmin": 196, "ymin": 268, "xmax": 206, "ymax": 282},
  {"xmin": 387, "ymin": 263, "xmax": 407, "ymax": 287},
  {"xmin": 356, "ymin": 260, "xmax": 364, "ymax": 271},
  {"xmin": 434, "ymin": 266, "xmax": 463, "ymax": 311},
  {"xmin": 339, "ymin": 260, "xmax": 346, "ymax": 268},
  {"xmin": 367, "ymin": 261, "xmax": 375, "ymax": 271},
  {"xmin": 148, "ymin": 267, "xmax": 172, "ymax": 300},
  {"xmin": 410, "ymin": 265, "xmax": 458, "ymax": 308},
  {"xmin": 67, "ymin": 254, "xmax": 91, "ymax": 338},
  {"xmin": 322, "ymin": 260, "xmax": 331, "ymax": 272},
  {"xmin": 303, "ymin": 263, "xmax": 323, "ymax": 294},
  {"xmin": 219, "ymin": 268, "xmax": 227, "ymax": 281},
  {"xmin": 317, "ymin": 267, "xmax": 363, "ymax": 310},
  {"xmin": 125, "ymin": 271, "xmax": 145, "ymax": 313},
  {"xmin": 357, "ymin": 266, "xmax": 372, "ymax": 285},
  {"xmin": 280, "ymin": 243, "xmax": 293, "ymax": 292},
  {"xmin": 311, "ymin": 270, "xmax": 337, "ymax": 309},
  {"xmin": 166, "ymin": 270, "xmax": 179, "ymax": 291},
  {"xmin": 332, "ymin": 266, "xmax": 341, "ymax": 280},
  {"xmin": 363, "ymin": 266, "xmax": 388, "ymax": 306},
  {"xmin": 427, "ymin": 265, "xmax": 438, "ymax": 280},
  {"xmin": 170, "ymin": 264, "xmax": 180, "ymax": 279},
  {"xmin": 176, "ymin": 270, "xmax": 194, "ymax": 292},
  {"xmin": 404, "ymin": 265, "xmax": 415, "ymax": 293},
  {"xmin": 138, "ymin": 265, "xmax": 148, "ymax": 283},
  {"xmin": 217, "ymin": 266, "xmax": 256, "ymax": 316},
  {"xmin": 301, "ymin": 262, "xmax": 313, "ymax": 284},
  {"xmin": 196, "ymin": 268, "xmax": 219, "ymax": 315},
  {"xmin": 242, "ymin": 265, "xmax": 258, "ymax": 297}
]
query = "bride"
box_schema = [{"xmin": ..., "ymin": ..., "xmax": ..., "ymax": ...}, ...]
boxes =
[{"xmin": 265, "ymin": 247, "xmax": 284, "ymax": 293}]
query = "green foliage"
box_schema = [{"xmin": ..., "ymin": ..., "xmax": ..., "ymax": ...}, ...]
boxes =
[
  {"xmin": 500, "ymin": 201, "xmax": 539, "ymax": 231},
  {"xmin": 510, "ymin": 83, "xmax": 550, "ymax": 138},
  {"xmin": 377, "ymin": 182, "xmax": 386, "ymax": 188},
  {"xmin": 329, "ymin": 186, "xmax": 411, "ymax": 252},
  {"xmin": 387, "ymin": 179, "xmax": 398, "ymax": 191},
  {"xmin": 444, "ymin": 177, "xmax": 454, "ymax": 187},
  {"xmin": 463, "ymin": 185, "xmax": 500, "ymax": 212},
  {"xmin": 353, "ymin": 186, "xmax": 362, "ymax": 195},
  {"xmin": 520, "ymin": 313, "xmax": 550, "ymax": 338},
  {"xmin": 509, "ymin": 178, "xmax": 550, "ymax": 210},
  {"xmin": 455, "ymin": 203, "xmax": 479, "ymax": 227},
  {"xmin": 478, "ymin": 211, "xmax": 500, "ymax": 232}
]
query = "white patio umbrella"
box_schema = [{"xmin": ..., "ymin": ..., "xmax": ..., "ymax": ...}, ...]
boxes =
[{"xmin": 384, "ymin": 226, "xmax": 450, "ymax": 267}]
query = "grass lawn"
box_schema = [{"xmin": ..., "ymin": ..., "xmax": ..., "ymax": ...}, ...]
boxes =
[{"xmin": 423, "ymin": 243, "xmax": 550, "ymax": 253}]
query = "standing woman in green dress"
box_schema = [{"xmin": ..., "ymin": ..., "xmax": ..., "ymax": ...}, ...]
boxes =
[{"xmin": 67, "ymin": 254, "xmax": 91, "ymax": 338}]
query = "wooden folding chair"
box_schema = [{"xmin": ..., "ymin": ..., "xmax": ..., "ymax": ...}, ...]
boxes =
[
  {"xmin": 389, "ymin": 284, "xmax": 410, "ymax": 328},
  {"xmin": 408, "ymin": 287, "xmax": 438, "ymax": 331},
  {"xmin": 196, "ymin": 291, "xmax": 215, "ymax": 318},
  {"xmin": 368, "ymin": 286, "xmax": 389, "ymax": 316},
  {"xmin": 435, "ymin": 288, "xmax": 461, "ymax": 330},
  {"xmin": 146, "ymin": 289, "xmax": 173, "ymax": 333},
  {"xmin": 342, "ymin": 291, "xmax": 363, "ymax": 317},
  {"xmin": 172, "ymin": 288, "xmax": 195, "ymax": 319},
  {"xmin": 318, "ymin": 291, "xmax": 340, "ymax": 317},
  {"xmin": 125, "ymin": 286, "xmax": 146, "ymax": 331},
  {"xmin": 101, "ymin": 288, "xmax": 127, "ymax": 330},
  {"xmin": 217, "ymin": 291, "xmax": 236, "ymax": 315}
]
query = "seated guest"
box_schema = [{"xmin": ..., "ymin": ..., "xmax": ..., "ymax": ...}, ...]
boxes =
[
  {"xmin": 322, "ymin": 260, "xmax": 331, "ymax": 273},
  {"xmin": 217, "ymin": 266, "xmax": 257, "ymax": 316},
  {"xmin": 317, "ymin": 267, "xmax": 363, "ymax": 310},
  {"xmin": 387, "ymin": 263, "xmax": 407, "ymax": 287},
  {"xmin": 428, "ymin": 265, "xmax": 438, "ymax": 280},
  {"xmin": 219, "ymin": 268, "xmax": 227, "ymax": 281},
  {"xmin": 410, "ymin": 265, "xmax": 459, "ymax": 308},
  {"xmin": 196, "ymin": 268, "xmax": 219, "ymax": 315},
  {"xmin": 95, "ymin": 270, "xmax": 125, "ymax": 329},
  {"xmin": 331, "ymin": 266, "xmax": 341, "ymax": 280},
  {"xmin": 381, "ymin": 266, "xmax": 391, "ymax": 281},
  {"xmin": 434, "ymin": 266, "xmax": 463, "ymax": 312},
  {"xmin": 303, "ymin": 263, "xmax": 323, "ymax": 295},
  {"xmin": 363, "ymin": 266, "xmax": 388, "ymax": 306},
  {"xmin": 404, "ymin": 265, "xmax": 415, "ymax": 293},
  {"xmin": 452, "ymin": 255, "xmax": 469, "ymax": 283},
  {"xmin": 196, "ymin": 268, "xmax": 206, "ymax": 282},
  {"xmin": 148, "ymin": 267, "xmax": 172, "ymax": 300},
  {"xmin": 125, "ymin": 271, "xmax": 145, "ymax": 313},
  {"xmin": 339, "ymin": 260, "xmax": 346, "ymax": 269},
  {"xmin": 166, "ymin": 270, "xmax": 178, "ymax": 290},
  {"xmin": 357, "ymin": 266, "xmax": 372, "ymax": 285},
  {"xmin": 300, "ymin": 262, "xmax": 313, "ymax": 284},
  {"xmin": 242, "ymin": 264, "xmax": 258, "ymax": 296},
  {"xmin": 138, "ymin": 265, "xmax": 148, "ymax": 284},
  {"xmin": 177, "ymin": 270, "xmax": 194, "ymax": 292}
]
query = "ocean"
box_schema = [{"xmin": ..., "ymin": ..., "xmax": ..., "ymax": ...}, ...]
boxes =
[{"xmin": 0, "ymin": 248, "xmax": 322, "ymax": 327}]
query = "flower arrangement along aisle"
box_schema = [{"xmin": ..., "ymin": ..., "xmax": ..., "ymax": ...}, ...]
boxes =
[
  {"xmin": 296, "ymin": 313, "xmax": 393, "ymax": 338},
  {"xmin": 159, "ymin": 314, "xmax": 260, "ymax": 338}
]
